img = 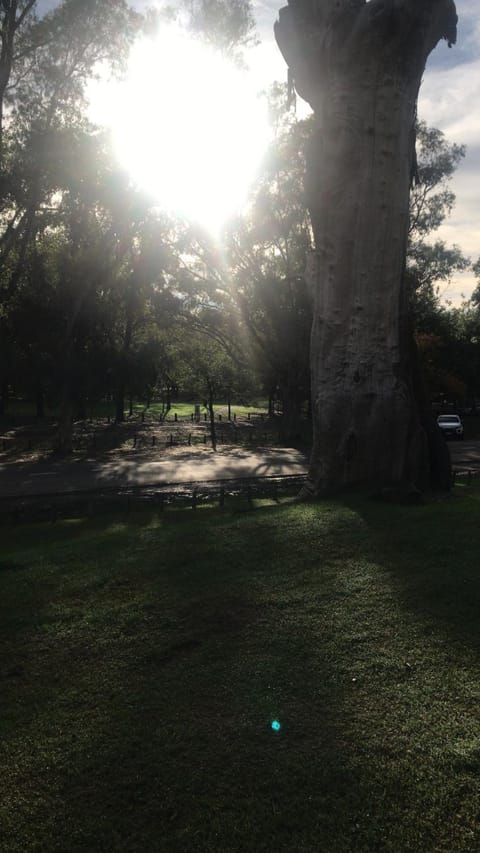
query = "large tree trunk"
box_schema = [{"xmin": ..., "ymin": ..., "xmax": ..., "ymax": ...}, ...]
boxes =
[
  {"xmin": 275, "ymin": 0, "xmax": 457, "ymax": 496},
  {"xmin": 207, "ymin": 385, "xmax": 217, "ymax": 451},
  {"xmin": 55, "ymin": 398, "xmax": 74, "ymax": 456},
  {"xmin": 280, "ymin": 382, "xmax": 304, "ymax": 443},
  {"xmin": 0, "ymin": 380, "xmax": 9, "ymax": 417},
  {"xmin": 35, "ymin": 387, "xmax": 45, "ymax": 419}
]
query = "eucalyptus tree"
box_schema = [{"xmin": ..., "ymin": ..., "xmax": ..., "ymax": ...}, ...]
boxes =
[
  {"xmin": 226, "ymin": 110, "xmax": 313, "ymax": 440},
  {"xmin": 275, "ymin": 0, "xmax": 459, "ymax": 496},
  {"xmin": 0, "ymin": 0, "xmax": 140, "ymax": 298},
  {"xmin": 183, "ymin": 0, "xmax": 257, "ymax": 61},
  {"xmin": 408, "ymin": 121, "xmax": 469, "ymax": 314}
]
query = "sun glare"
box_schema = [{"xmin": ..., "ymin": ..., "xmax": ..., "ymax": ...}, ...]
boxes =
[{"xmin": 87, "ymin": 26, "xmax": 271, "ymax": 232}]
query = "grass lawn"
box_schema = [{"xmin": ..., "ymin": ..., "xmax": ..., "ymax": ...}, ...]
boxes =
[
  {"xmin": 1, "ymin": 399, "xmax": 269, "ymax": 423},
  {"xmin": 1, "ymin": 489, "xmax": 480, "ymax": 851},
  {"xmin": 134, "ymin": 401, "xmax": 269, "ymax": 419}
]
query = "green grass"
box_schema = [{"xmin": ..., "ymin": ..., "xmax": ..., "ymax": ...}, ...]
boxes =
[
  {"xmin": 1, "ymin": 399, "xmax": 269, "ymax": 423},
  {"xmin": 134, "ymin": 401, "xmax": 269, "ymax": 419},
  {"xmin": 1, "ymin": 490, "xmax": 480, "ymax": 851}
]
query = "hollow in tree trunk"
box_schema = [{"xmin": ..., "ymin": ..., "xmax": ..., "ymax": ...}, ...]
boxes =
[{"xmin": 275, "ymin": 0, "xmax": 457, "ymax": 496}]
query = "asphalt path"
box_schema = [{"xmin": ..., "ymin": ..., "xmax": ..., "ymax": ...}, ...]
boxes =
[
  {"xmin": 0, "ymin": 440, "xmax": 478, "ymax": 500},
  {"xmin": 449, "ymin": 439, "xmax": 480, "ymax": 471},
  {"xmin": 0, "ymin": 447, "xmax": 309, "ymax": 499}
]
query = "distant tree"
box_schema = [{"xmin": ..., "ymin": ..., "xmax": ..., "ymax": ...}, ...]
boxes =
[
  {"xmin": 183, "ymin": 0, "xmax": 257, "ymax": 61},
  {"xmin": 0, "ymin": 0, "xmax": 140, "ymax": 293},
  {"xmin": 177, "ymin": 332, "xmax": 254, "ymax": 450},
  {"xmin": 408, "ymin": 121, "xmax": 469, "ymax": 318},
  {"xmin": 226, "ymin": 110, "xmax": 313, "ymax": 441}
]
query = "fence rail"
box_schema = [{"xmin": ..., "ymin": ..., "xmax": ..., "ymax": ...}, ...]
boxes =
[{"xmin": 0, "ymin": 474, "xmax": 308, "ymax": 526}]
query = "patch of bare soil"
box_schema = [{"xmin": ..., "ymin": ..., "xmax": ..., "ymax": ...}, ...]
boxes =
[{"xmin": 0, "ymin": 415, "xmax": 278, "ymax": 466}]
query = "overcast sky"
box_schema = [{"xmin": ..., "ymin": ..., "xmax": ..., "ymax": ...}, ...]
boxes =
[{"xmin": 37, "ymin": 0, "xmax": 479, "ymax": 301}]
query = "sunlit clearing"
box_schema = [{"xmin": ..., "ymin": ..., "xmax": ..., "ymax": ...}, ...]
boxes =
[{"xmin": 88, "ymin": 26, "xmax": 271, "ymax": 233}]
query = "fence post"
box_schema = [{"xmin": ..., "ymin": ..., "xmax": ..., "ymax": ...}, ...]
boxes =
[
  {"xmin": 133, "ymin": 435, "xmax": 137, "ymax": 448},
  {"xmin": 170, "ymin": 434, "xmax": 174, "ymax": 446},
  {"xmin": 174, "ymin": 413, "xmax": 178, "ymax": 422},
  {"xmin": 152, "ymin": 435, "xmax": 156, "ymax": 447},
  {"xmin": 188, "ymin": 434, "xmax": 192, "ymax": 446}
]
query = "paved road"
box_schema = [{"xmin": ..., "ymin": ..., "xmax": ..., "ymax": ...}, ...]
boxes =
[
  {"xmin": 0, "ymin": 447, "xmax": 309, "ymax": 498},
  {"xmin": 449, "ymin": 440, "xmax": 480, "ymax": 471},
  {"xmin": 0, "ymin": 440, "xmax": 478, "ymax": 500}
]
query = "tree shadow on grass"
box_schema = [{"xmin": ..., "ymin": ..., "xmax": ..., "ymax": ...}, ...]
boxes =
[
  {"xmin": 2, "ymin": 502, "xmax": 480, "ymax": 852},
  {"xmin": 345, "ymin": 488, "xmax": 480, "ymax": 652}
]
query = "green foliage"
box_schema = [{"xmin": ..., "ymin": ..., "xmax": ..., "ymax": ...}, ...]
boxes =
[
  {"xmin": 225, "ymin": 109, "xmax": 314, "ymax": 431},
  {"xmin": 184, "ymin": 0, "xmax": 257, "ymax": 61},
  {"xmin": 409, "ymin": 121, "xmax": 465, "ymax": 238},
  {"xmin": 407, "ymin": 121, "xmax": 469, "ymax": 313}
]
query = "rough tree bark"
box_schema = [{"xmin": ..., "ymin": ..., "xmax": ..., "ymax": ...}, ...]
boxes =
[{"xmin": 275, "ymin": 0, "xmax": 457, "ymax": 496}]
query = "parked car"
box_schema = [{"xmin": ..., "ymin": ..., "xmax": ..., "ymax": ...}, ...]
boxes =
[{"xmin": 437, "ymin": 414, "xmax": 464, "ymax": 440}]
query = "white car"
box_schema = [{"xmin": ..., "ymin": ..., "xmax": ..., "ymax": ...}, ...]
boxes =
[{"xmin": 437, "ymin": 414, "xmax": 464, "ymax": 440}]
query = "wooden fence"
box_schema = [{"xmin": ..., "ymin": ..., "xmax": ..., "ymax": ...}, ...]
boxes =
[{"xmin": 0, "ymin": 474, "xmax": 308, "ymax": 526}]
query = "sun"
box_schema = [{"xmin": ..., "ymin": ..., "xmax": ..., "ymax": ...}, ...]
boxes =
[{"xmin": 87, "ymin": 26, "xmax": 271, "ymax": 233}]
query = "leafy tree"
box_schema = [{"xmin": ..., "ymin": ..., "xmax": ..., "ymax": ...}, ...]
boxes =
[
  {"xmin": 0, "ymin": 0, "xmax": 140, "ymax": 298},
  {"xmin": 226, "ymin": 110, "xmax": 313, "ymax": 440},
  {"xmin": 408, "ymin": 121, "xmax": 469, "ymax": 318},
  {"xmin": 177, "ymin": 331, "xmax": 254, "ymax": 450},
  {"xmin": 183, "ymin": 0, "xmax": 257, "ymax": 61}
]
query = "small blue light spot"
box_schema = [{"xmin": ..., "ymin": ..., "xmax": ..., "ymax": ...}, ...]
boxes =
[{"xmin": 271, "ymin": 720, "xmax": 281, "ymax": 731}]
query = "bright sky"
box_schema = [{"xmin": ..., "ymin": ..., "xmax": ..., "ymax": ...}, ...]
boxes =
[
  {"xmin": 38, "ymin": 0, "xmax": 479, "ymax": 300},
  {"xmin": 86, "ymin": 25, "xmax": 271, "ymax": 233}
]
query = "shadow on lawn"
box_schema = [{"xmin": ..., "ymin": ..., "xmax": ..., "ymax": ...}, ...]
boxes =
[
  {"xmin": 0, "ymin": 508, "xmax": 377, "ymax": 852},
  {"xmin": 346, "ymin": 490, "xmax": 480, "ymax": 651},
  {"xmin": 2, "ymin": 501, "xmax": 480, "ymax": 852}
]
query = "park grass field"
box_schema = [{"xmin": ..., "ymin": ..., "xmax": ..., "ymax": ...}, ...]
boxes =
[
  {"xmin": 1, "ymin": 488, "xmax": 480, "ymax": 851},
  {"xmin": 3, "ymin": 399, "xmax": 269, "ymax": 423}
]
